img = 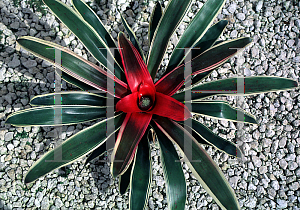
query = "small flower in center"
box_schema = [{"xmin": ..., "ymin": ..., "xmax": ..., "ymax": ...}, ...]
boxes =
[
  {"xmin": 137, "ymin": 81, "xmax": 156, "ymax": 111},
  {"xmin": 138, "ymin": 96, "xmax": 153, "ymax": 111}
]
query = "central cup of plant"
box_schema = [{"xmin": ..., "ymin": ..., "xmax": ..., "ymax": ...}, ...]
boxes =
[{"xmin": 137, "ymin": 82, "xmax": 155, "ymax": 111}]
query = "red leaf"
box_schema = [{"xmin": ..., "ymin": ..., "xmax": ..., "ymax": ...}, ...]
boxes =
[
  {"xmin": 115, "ymin": 92, "xmax": 140, "ymax": 113},
  {"xmin": 149, "ymin": 92, "xmax": 191, "ymax": 121},
  {"xmin": 116, "ymin": 92, "xmax": 191, "ymax": 121},
  {"xmin": 111, "ymin": 112, "xmax": 152, "ymax": 177},
  {"xmin": 155, "ymin": 65, "xmax": 186, "ymax": 96},
  {"xmin": 118, "ymin": 33, "xmax": 155, "ymax": 94}
]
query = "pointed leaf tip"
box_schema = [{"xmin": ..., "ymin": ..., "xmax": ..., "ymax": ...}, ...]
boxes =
[{"xmin": 24, "ymin": 177, "xmax": 30, "ymax": 184}]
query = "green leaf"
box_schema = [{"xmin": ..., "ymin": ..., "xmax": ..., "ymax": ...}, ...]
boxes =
[
  {"xmin": 129, "ymin": 132, "xmax": 151, "ymax": 210},
  {"xmin": 190, "ymin": 101, "xmax": 257, "ymax": 124},
  {"xmin": 120, "ymin": 14, "xmax": 146, "ymax": 63},
  {"xmin": 190, "ymin": 37, "xmax": 252, "ymax": 75},
  {"xmin": 213, "ymin": 40, "xmax": 225, "ymax": 46},
  {"xmin": 173, "ymin": 76, "xmax": 299, "ymax": 102},
  {"xmin": 84, "ymin": 129, "xmax": 120, "ymax": 166},
  {"xmin": 71, "ymin": 0, "xmax": 123, "ymax": 69},
  {"xmin": 178, "ymin": 20, "xmax": 228, "ymax": 90},
  {"xmin": 191, "ymin": 20, "xmax": 228, "ymax": 60},
  {"xmin": 148, "ymin": 2, "xmax": 162, "ymax": 51},
  {"xmin": 166, "ymin": 0, "xmax": 226, "ymax": 75},
  {"xmin": 178, "ymin": 125, "xmax": 211, "ymax": 146},
  {"xmin": 119, "ymin": 160, "xmax": 133, "ymax": 195},
  {"xmin": 24, "ymin": 113, "xmax": 125, "ymax": 184},
  {"xmin": 153, "ymin": 116, "xmax": 240, "ymax": 210},
  {"xmin": 6, "ymin": 105, "xmax": 107, "ymax": 126},
  {"xmin": 84, "ymin": 142, "xmax": 108, "ymax": 166},
  {"xmin": 61, "ymin": 71, "xmax": 97, "ymax": 91},
  {"xmin": 179, "ymin": 119, "xmax": 242, "ymax": 158},
  {"xmin": 147, "ymin": 0, "xmax": 193, "ymax": 79},
  {"xmin": 71, "ymin": 0, "xmax": 116, "ymax": 48},
  {"xmin": 17, "ymin": 36, "xmax": 129, "ymax": 99},
  {"xmin": 189, "ymin": 71, "xmax": 213, "ymax": 89},
  {"xmin": 153, "ymin": 123, "xmax": 186, "ymax": 210},
  {"xmin": 30, "ymin": 91, "xmax": 107, "ymax": 106},
  {"xmin": 42, "ymin": 0, "xmax": 125, "ymax": 81}
]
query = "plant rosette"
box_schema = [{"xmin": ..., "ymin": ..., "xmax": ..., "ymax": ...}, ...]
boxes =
[{"xmin": 5, "ymin": 0, "xmax": 298, "ymax": 209}]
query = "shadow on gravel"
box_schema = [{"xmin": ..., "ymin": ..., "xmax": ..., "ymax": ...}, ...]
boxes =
[{"xmin": 87, "ymin": 155, "xmax": 116, "ymax": 194}]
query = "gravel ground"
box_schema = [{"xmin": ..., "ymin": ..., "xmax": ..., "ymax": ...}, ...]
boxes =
[{"xmin": 0, "ymin": 0, "xmax": 300, "ymax": 209}]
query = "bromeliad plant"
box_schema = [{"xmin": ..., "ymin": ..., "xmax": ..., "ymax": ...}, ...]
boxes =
[{"xmin": 6, "ymin": 0, "xmax": 298, "ymax": 209}]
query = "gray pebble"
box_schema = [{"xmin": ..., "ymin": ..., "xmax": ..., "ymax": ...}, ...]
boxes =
[
  {"xmin": 252, "ymin": 156, "xmax": 262, "ymax": 167},
  {"xmin": 287, "ymin": 143, "xmax": 295, "ymax": 153},
  {"xmin": 236, "ymin": 13, "xmax": 246, "ymax": 21},
  {"xmin": 279, "ymin": 137, "xmax": 287, "ymax": 148},
  {"xmin": 277, "ymin": 199, "xmax": 287, "ymax": 209},
  {"xmin": 293, "ymin": 56, "xmax": 300, "ymax": 63},
  {"xmin": 227, "ymin": 3, "xmax": 237, "ymax": 14},
  {"xmin": 10, "ymin": 21, "xmax": 20, "ymax": 29},
  {"xmin": 289, "ymin": 182, "xmax": 299, "ymax": 191},
  {"xmin": 292, "ymin": 120, "xmax": 299, "ymax": 127},
  {"xmin": 7, "ymin": 143, "xmax": 14, "ymax": 150},
  {"xmin": 8, "ymin": 55, "xmax": 20, "ymax": 68},
  {"xmin": 55, "ymin": 198, "xmax": 63, "ymax": 208},
  {"xmin": 259, "ymin": 166, "xmax": 267, "ymax": 174},
  {"xmin": 5, "ymin": 132, "xmax": 14, "ymax": 141},
  {"xmin": 279, "ymin": 159, "xmax": 288, "ymax": 169},
  {"xmin": 288, "ymin": 162, "xmax": 298, "ymax": 171},
  {"xmin": 244, "ymin": 197, "xmax": 257, "ymax": 208},
  {"xmin": 268, "ymin": 188, "xmax": 276, "ymax": 197},
  {"xmin": 256, "ymin": 1, "xmax": 263, "ymax": 12},
  {"xmin": 271, "ymin": 140, "xmax": 278, "ymax": 153},
  {"xmin": 230, "ymin": 30, "xmax": 237, "ymax": 38},
  {"xmin": 7, "ymin": 169, "xmax": 15, "ymax": 180},
  {"xmin": 41, "ymin": 197, "xmax": 50, "ymax": 209},
  {"xmin": 271, "ymin": 180, "xmax": 280, "ymax": 190}
]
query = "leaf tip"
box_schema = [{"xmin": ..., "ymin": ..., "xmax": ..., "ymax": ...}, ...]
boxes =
[
  {"xmin": 293, "ymin": 80, "xmax": 299, "ymax": 88},
  {"xmin": 24, "ymin": 175, "xmax": 32, "ymax": 185},
  {"xmin": 4, "ymin": 115, "xmax": 13, "ymax": 125},
  {"xmin": 236, "ymin": 148, "xmax": 242, "ymax": 158},
  {"xmin": 247, "ymin": 37, "xmax": 253, "ymax": 44}
]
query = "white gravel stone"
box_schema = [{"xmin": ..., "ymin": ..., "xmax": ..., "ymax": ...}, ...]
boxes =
[
  {"xmin": 288, "ymin": 162, "xmax": 298, "ymax": 171},
  {"xmin": 4, "ymin": 132, "xmax": 14, "ymax": 141},
  {"xmin": 256, "ymin": 1, "xmax": 263, "ymax": 12},
  {"xmin": 55, "ymin": 198, "xmax": 63, "ymax": 208},
  {"xmin": 236, "ymin": 13, "xmax": 246, "ymax": 21},
  {"xmin": 41, "ymin": 197, "xmax": 50, "ymax": 209},
  {"xmin": 293, "ymin": 56, "xmax": 300, "ymax": 63},
  {"xmin": 7, "ymin": 143, "xmax": 14, "ymax": 150},
  {"xmin": 252, "ymin": 156, "xmax": 262, "ymax": 167},
  {"xmin": 227, "ymin": 3, "xmax": 237, "ymax": 14},
  {"xmin": 277, "ymin": 199, "xmax": 287, "ymax": 209},
  {"xmin": 279, "ymin": 159, "xmax": 288, "ymax": 169},
  {"xmin": 244, "ymin": 197, "xmax": 257, "ymax": 208},
  {"xmin": 271, "ymin": 180, "xmax": 280, "ymax": 190}
]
